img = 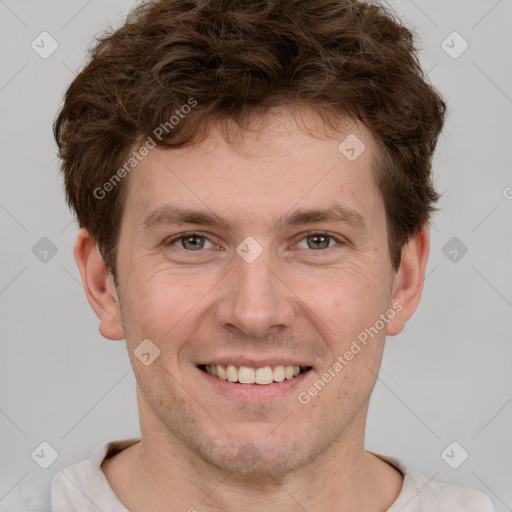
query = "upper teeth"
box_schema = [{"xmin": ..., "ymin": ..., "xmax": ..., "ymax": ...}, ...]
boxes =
[{"xmin": 204, "ymin": 364, "xmax": 302, "ymax": 385}]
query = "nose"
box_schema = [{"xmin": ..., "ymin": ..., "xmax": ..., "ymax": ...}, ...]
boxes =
[{"xmin": 214, "ymin": 246, "xmax": 296, "ymax": 338}]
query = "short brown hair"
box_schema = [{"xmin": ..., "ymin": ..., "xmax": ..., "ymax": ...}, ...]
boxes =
[{"xmin": 54, "ymin": 0, "xmax": 447, "ymax": 278}]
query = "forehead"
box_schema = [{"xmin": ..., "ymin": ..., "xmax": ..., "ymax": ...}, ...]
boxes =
[{"xmin": 121, "ymin": 106, "xmax": 384, "ymax": 233}]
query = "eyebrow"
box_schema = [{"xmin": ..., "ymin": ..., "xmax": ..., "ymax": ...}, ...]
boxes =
[{"xmin": 140, "ymin": 204, "xmax": 367, "ymax": 233}]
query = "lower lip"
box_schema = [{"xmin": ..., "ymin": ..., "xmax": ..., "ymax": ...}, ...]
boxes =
[{"xmin": 197, "ymin": 367, "xmax": 313, "ymax": 402}]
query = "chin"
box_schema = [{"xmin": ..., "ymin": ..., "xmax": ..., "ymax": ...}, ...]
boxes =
[{"xmin": 196, "ymin": 433, "xmax": 318, "ymax": 479}]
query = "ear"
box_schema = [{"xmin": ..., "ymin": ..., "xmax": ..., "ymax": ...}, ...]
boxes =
[
  {"xmin": 386, "ymin": 225, "xmax": 430, "ymax": 337},
  {"xmin": 74, "ymin": 228, "xmax": 125, "ymax": 340}
]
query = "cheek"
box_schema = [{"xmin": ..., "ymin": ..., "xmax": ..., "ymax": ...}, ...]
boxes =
[
  {"xmin": 291, "ymin": 259, "xmax": 389, "ymax": 333},
  {"xmin": 120, "ymin": 267, "xmax": 205, "ymax": 343}
]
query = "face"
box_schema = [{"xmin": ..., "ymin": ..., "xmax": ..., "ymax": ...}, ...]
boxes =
[{"xmin": 111, "ymin": 106, "xmax": 403, "ymax": 477}]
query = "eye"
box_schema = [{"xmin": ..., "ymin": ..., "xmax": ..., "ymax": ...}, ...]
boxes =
[
  {"xmin": 163, "ymin": 231, "xmax": 344, "ymax": 254},
  {"xmin": 165, "ymin": 232, "xmax": 215, "ymax": 251},
  {"xmin": 296, "ymin": 232, "xmax": 343, "ymax": 251}
]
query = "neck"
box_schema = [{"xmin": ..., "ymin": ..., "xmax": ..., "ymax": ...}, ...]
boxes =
[{"xmin": 103, "ymin": 392, "xmax": 403, "ymax": 512}]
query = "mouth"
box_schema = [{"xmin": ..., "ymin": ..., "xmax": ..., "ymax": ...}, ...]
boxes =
[{"xmin": 198, "ymin": 364, "xmax": 313, "ymax": 385}]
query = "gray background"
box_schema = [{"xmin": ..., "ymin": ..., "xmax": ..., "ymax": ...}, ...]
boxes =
[{"xmin": 1, "ymin": 0, "xmax": 511, "ymax": 510}]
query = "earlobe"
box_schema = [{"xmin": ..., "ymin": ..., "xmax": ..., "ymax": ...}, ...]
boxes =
[
  {"xmin": 74, "ymin": 228, "xmax": 125, "ymax": 340},
  {"xmin": 386, "ymin": 226, "xmax": 430, "ymax": 337}
]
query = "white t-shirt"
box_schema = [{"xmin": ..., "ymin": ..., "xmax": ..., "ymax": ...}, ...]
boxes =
[{"xmin": 40, "ymin": 438, "xmax": 493, "ymax": 511}]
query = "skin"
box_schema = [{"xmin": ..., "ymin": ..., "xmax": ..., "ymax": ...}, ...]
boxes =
[{"xmin": 75, "ymin": 105, "xmax": 430, "ymax": 512}]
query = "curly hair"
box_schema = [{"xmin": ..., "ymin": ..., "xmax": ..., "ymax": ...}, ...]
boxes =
[{"xmin": 54, "ymin": 0, "xmax": 447, "ymax": 278}]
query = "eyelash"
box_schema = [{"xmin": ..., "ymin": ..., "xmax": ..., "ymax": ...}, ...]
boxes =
[{"xmin": 164, "ymin": 231, "xmax": 345, "ymax": 254}]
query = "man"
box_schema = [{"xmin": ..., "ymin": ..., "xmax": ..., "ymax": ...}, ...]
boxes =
[{"xmin": 50, "ymin": 0, "xmax": 495, "ymax": 510}]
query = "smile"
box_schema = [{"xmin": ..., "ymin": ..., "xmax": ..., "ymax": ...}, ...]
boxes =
[{"xmin": 199, "ymin": 364, "xmax": 312, "ymax": 385}]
